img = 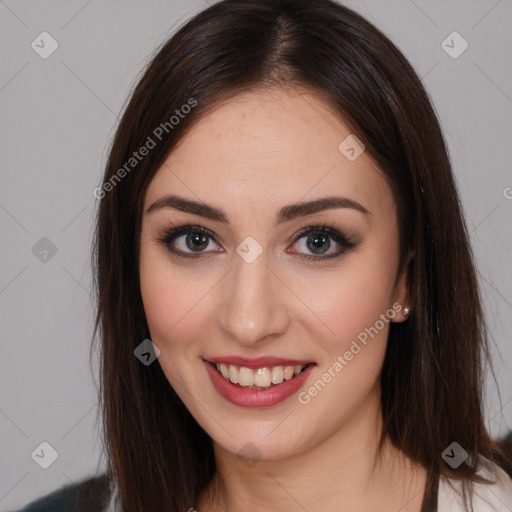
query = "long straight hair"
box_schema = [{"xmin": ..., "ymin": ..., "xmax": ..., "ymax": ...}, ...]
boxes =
[{"xmin": 91, "ymin": 0, "xmax": 511, "ymax": 510}]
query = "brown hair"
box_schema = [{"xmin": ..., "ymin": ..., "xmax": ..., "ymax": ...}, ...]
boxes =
[{"xmin": 91, "ymin": 0, "xmax": 511, "ymax": 510}]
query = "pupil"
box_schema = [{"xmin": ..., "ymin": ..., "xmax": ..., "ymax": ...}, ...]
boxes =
[
  {"xmin": 308, "ymin": 234, "xmax": 330, "ymax": 254},
  {"xmin": 186, "ymin": 233, "xmax": 208, "ymax": 251}
]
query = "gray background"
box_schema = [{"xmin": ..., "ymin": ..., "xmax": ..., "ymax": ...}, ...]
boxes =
[{"xmin": 1, "ymin": 0, "xmax": 511, "ymax": 509}]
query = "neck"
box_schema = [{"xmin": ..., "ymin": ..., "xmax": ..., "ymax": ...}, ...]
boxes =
[{"xmin": 198, "ymin": 388, "xmax": 427, "ymax": 512}]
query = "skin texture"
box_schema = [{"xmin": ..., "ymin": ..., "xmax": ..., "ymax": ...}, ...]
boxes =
[{"xmin": 139, "ymin": 86, "xmax": 425, "ymax": 511}]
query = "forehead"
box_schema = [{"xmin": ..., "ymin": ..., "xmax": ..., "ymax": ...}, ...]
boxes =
[{"xmin": 144, "ymin": 87, "xmax": 395, "ymax": 225}]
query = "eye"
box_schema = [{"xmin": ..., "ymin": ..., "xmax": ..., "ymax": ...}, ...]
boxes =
[
  {"xmin": 156, "ymin": 223, "xmax": 358, "ymax": 261},
  {"xmin": 156, "ymin": 224, "xmax": 222, "ymax": 259},
  {"xmin": 289, "ymin": 225, "xmax": 357, "ymax": 261}
]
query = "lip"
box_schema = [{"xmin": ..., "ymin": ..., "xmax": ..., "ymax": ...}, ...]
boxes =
[
  {"xmin": 205, "ymin": 356, "xmax": 313, "ymax": 370},
  {"xmin": 204, "ymin": 360, "xmax": 316, "ymax": 408}
]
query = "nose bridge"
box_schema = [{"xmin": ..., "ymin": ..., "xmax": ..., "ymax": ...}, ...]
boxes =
[{"xmin": 218, "ymin": 250, "xmax": 290, "ymax": 345}]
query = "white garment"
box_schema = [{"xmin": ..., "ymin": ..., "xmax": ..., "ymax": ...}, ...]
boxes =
[
  {"xmin": 104, "ymin": 459, "xmax": 512, "ymax": 511},
  {"xmin": 437, "ymin": 459, "xmax": 512, "ymax": 511},
  {"xmin": 105, "ymin": 479, "xmax": 119, "ymax": 512}
]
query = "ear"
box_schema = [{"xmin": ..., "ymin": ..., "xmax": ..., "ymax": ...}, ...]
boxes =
[{"xmin": 392, "ymin": 250, "xmax": 414, "ymax": 323}]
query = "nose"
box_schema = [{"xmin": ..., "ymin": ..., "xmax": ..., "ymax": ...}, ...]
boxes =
[{"xmin": 217, "ymin": 249, "xmax": 292, "ymax": 347}]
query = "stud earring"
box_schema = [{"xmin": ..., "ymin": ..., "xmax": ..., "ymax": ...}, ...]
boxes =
[{"xmin": 403, "ymin": 306, "xmax": 411, "ymax": 317}]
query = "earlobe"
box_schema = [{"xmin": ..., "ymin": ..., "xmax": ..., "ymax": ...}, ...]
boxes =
[
  {"xmin": 393, "ymin": 303, "xmax": 412, "ymax": 323},
  {"xmin": 392, "ymin": 250, "xmax": 414, "ymax": 322}
]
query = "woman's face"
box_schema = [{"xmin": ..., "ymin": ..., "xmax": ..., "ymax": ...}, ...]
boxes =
[{"xmin": 139, "ymin": 86, "xmax": 410, "ymax": 461}]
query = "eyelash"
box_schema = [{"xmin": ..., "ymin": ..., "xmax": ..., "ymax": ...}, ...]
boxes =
[{"xmin": 155, "ymin": 223, "xmax": 358, "ymax": 262}]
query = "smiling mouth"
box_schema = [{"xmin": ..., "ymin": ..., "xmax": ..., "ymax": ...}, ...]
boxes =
[{"xmin": 207, "ymin": 361, "xmax": 313, "ymax": 390}]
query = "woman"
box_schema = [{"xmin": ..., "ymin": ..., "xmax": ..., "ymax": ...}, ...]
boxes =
[{"xmin": 19, "ymin": 0, "xmax": 512, "ymax": 511}]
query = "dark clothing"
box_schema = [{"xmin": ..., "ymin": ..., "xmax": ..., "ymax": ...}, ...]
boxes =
[
  {"xmin": 14, "ymin": 433, "xmax": 512, "ymax": 512},
  {"xmin": 14, "ymin": 471, "xmax": 438, "ymax": 512},
  {"xmin": 16, "ymin": 474, "xmax": 110, "ymax": 512}
]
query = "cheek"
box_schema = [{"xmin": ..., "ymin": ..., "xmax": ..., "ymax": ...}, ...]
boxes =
[
  {"xmin": 288, "ymin": 240, "xmax": 399, "ymax": 386},
  {"xmin": 293, "ymin": 259, "xmax": 396, "ymax": 425},
  {"xmin": 139, "ymin": 245, "xmax": 204, "ymax": 349},
  {"xmin": 139, "ymin": 264, "xmax": 201, "ymax": 391},
  {"xmin": 139, "ymin": 244, "xmax": 225, "ymax": 390},
  {"xmin": 298, "ymin": 257, "xmax": 395, "ymax": 338}
]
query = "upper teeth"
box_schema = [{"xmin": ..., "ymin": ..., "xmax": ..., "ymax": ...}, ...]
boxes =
[{"xmin": 215, "ymin": 363, "xmax": 306, "ymax": 389}]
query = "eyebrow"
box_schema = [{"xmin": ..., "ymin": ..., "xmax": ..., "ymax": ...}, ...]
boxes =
[{"xmin": 145, "ymin": 194, "xmax": 370, "ymax": 226}]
